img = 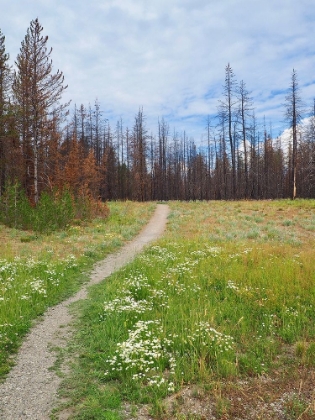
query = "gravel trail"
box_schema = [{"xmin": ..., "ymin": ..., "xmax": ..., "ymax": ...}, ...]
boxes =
[{"xmin": 0, "ymin": 204, "xmax": 170, "ymax": 420}]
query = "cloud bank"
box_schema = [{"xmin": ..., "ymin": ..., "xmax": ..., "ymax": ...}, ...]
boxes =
[{"xmin": 1, "ymin": 0, "xmax": 315, "ymax": 139}]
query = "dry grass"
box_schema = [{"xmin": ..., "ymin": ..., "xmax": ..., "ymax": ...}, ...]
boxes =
[
  {"xmin": 1, "ymin": 201, "xmax": 154, "ymax": 261},
  {"xmin": 167, "ymin": 200, "xmax": 315, "ymax": 246},
  {"xmin": 152, "ymin": 366, "xmax": 315, "ymax": 420}
]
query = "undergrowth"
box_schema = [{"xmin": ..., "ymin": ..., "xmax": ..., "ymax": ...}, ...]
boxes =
[{"xmin": 0, "ymin": 183, "xmax": 109, "ymax": 233}]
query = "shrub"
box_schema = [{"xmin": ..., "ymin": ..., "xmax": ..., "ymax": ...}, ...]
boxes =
[{"xmin": 0, "ymin": 183, "xmax": 109, "ymax": 233}]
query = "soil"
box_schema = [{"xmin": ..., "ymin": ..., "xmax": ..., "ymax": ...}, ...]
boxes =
[
  {"xmin": 0, "ymin": 204, "xmax": 170, "ymax": 420},
  {"xmin": 122, "ymin": 365, "xmax": 315, "ymax": 420}
]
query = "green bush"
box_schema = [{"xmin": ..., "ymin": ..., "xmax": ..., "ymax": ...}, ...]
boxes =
[
  {"xmin": 0, "ymin": 182, "xmax": 31, "ymax": 229},
  {"xmin": 33, "ymin": 190, "xmax": 75, "ymax": 233},
  {"xmin": 0, "ymin": 183, "xmax": 97, "ymax": 233}
]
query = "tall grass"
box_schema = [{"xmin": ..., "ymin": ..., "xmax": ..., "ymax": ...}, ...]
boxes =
[
  {"xmin": 55, "ymin": 200, "xmax": 315, "ymax": 419},
  {"xmin": 0, "ymin": 201, "xmax": 155, "ymax": 378}
]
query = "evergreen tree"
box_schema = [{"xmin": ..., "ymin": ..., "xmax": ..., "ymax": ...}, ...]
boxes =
[
  {"xmin": 237, "ymin": 80, "xmax": 253, "ymax": 198},
  {"xmin": 12, "ymin": 18, "xmax": 68, "ymax": 203},
  {"xmin": 0, "ymin": 28, "xmax": 12, "ymax": 194},
  {"xmin": 218, "ymin": 64, "xmax": 238, "ymax": 198},
  {"xmin": 285, "ymin": 69, "xmax": 303, "ymax": 199},
  {"xmin": 131, "ymin": 108, "xmax": 148, "ymax": 201}
]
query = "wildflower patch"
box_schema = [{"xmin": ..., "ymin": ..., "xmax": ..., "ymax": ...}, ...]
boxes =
[{"xmin": 104, "ymin": 320, "xmax": 176, "ymax": 393}]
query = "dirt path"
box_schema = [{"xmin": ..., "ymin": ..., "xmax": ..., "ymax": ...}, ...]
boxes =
[{"xmin": 0, "ymin": 204, "xmax": 170, "ymax": 420}]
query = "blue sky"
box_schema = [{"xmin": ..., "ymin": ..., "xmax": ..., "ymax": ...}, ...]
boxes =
[{"xmin": 1, "ymin": 0, "xmax": 315, "ymax": 142}]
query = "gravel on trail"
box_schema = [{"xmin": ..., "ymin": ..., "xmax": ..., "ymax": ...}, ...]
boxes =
[{"xmin": 0, "ymin": 204, "xmax": 170, "ymax": 420}]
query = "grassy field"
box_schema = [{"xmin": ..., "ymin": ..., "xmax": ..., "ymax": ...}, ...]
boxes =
[
  {"xmin": 52, "ymin": 200, "xmax": 315, "ymax": 420},
  {"xmin": 0, "ymin": 201, "xmax": 155, "ymax": 378}
]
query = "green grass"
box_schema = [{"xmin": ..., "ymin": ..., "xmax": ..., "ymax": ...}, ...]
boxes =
[
  {"xmin": 0, "ymin": 201, "xmax": 155, "ymax": 378},
  {"xmin": 52, "ymin": 200, "xmax": 315, "ymax": 419}
]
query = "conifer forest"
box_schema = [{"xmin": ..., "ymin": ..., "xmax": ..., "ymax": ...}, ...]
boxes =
[{"xmin": 1, "ymin": 19, "xmax": 315, "ymax": 208}]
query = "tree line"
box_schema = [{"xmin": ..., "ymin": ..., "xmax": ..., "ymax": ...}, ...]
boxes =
[{"xmin": 1, "ymin": 19, "xmax": 315, "ymax": 205}]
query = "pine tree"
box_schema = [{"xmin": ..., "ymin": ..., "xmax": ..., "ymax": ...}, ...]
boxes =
[
  {"xmin": 12, "ymin": 18, "xmax": 68, "ymax": 203},
  {"xmin": 237, "ymin": 80, "xmax": 253, "ymax": 198},
  {"xmin": 63, "ymin": 136, "xmax": 83, "ymax": 194},
  {"xmin": 218, "ymin": 64, "xmax": 238, "ymax": 198},
  {"xmin": 131, "ymin": 109, "xmax": 148, "ymax": 201},
  {"xmin": 0, "ymin": 28, "xmax": 12, "ymax": 194},
  {"xmin": 285, "ymin": 69, "xmax": 303, "ymax": 199}
]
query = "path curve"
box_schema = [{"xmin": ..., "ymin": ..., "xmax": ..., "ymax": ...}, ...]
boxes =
[{"xmin": 0, "ymin": 204, "xmax": 170, "ymax": 420}]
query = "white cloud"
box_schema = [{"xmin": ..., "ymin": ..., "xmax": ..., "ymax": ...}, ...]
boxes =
[{"xmin": 1, "ymin": 0, "xmax": 315, "ymax": 138}]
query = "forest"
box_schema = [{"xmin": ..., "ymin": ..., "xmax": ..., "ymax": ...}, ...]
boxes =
[{"xmin": 1, "ymin": 18, "xmax": 315, "ymax": 212}]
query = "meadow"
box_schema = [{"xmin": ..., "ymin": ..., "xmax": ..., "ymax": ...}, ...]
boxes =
[
  {"xmin": 0, "ymin": 201, "xmax": 155, "ymax": 377},
  {"xmin": 1, "ymin": 200, "xmax": 315, "ymax": 419},
  {"xmin": 53, "ymin": 200, "xmax": 315, "ymax": 420}
]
